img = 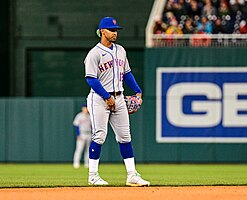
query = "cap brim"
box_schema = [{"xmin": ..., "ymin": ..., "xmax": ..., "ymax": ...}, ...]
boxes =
[
  {"xmin": 99, "ymin": 26, "xmax": 123, "ymax": 29},
  {"xmin": 108, "ymin": 26, "xmax": 123, "ymax": 29},
  {"xmin": 96, "ymin": 26, "xmax": 123, "ymax": 38}
]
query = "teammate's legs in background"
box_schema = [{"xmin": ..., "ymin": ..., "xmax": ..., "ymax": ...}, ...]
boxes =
[
  {"xmin": 83, "ymin": 135, "xmax": 91, "ymax": 168},
  {"xmin": 73, "ymin": 137, "xmax": 85, "ymax": 168}
]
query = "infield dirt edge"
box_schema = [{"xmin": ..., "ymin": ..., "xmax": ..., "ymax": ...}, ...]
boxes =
[{"xmin": 1, "ymin": 186, "xmax": 247, "ymax": 200}]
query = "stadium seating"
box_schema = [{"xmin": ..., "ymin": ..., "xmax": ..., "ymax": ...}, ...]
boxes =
[{"xmin": 153, "ymin": 0, "xmax": 247, "ymax": 34}]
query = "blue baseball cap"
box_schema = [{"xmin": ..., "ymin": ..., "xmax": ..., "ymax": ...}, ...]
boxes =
[
  {"xmin": 81, "ymin": 102, "xmax": 87, "ymax": 108},
  {"xmin": 98, "ymin": 17, "xmax": 123, "ymax": 29}
]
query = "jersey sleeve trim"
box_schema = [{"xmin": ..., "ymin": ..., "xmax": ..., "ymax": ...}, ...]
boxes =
[
  {"xmin": 124, "ymin": 69, "xmax": 131, "ymax": 74},
  {"xmin": 85, "ymin": 74, "xmax": 97, "ymax": 78}
]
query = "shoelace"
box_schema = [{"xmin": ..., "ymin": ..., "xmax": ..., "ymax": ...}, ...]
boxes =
[
  {"xmin": 135, "ymin": 172, "xmax": 141, "ymax": 177},
  {"xmin": 90, "ymin": 173, "xmax": 101, "ymax": 183}
]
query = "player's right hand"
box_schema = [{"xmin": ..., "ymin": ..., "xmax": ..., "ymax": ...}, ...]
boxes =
[{"xmin": 105, "ymin": 96, "xmax": 116, "ymax": 112}]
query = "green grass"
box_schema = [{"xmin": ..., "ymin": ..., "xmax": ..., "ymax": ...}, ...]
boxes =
[{"xmin": 0, "ymin": 163, "xmax": 247, "ymax": 188}]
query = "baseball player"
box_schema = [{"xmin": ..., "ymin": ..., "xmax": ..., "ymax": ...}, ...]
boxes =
[
  {"xmin": 72, "ymin": 103, "xmax": 92, "ymax": 168},
  {"xmin": 84, "ymin": 16, "xmax": 150, "ymax": 186}
]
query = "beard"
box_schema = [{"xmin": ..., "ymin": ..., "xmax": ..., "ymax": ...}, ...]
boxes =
[{"xmin": 107, "ymin": 35, "xmax": 117, "ymax": 43}]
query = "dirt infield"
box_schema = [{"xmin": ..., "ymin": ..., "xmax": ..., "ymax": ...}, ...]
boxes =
[{"xmin": 1, "ymin": 186, "xmax": 247, "ymax": 200}]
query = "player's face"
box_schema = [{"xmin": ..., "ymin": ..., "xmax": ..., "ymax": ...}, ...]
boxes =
[
  {"xmin": 82, "ymin": 107, "xmax": 89, "ymax": 113},
  {"xmin": 102, "ymin": 28, "xmax": 118, "ymax": 42}
]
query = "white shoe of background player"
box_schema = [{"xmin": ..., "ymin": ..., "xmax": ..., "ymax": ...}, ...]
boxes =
[
  {"xmin": 73, "ymin": 163, "xmax": 80, "ymax": 169},
  {"xmin": 126, "ymin": 171, "xmax": 150, "ymax": 187},
  {"xmin": 88, "ymin": 173, "xmax": 109, "ymax": 185}
]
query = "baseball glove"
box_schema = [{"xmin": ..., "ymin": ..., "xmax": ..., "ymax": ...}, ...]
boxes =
[{"xmin": 124, "ymin": 95, "xmax": 142, "ymax": 114}]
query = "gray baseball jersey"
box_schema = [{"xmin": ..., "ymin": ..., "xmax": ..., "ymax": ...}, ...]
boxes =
[
  {"xmin": 84, "ymin": 42, "xmax": 131, "ymax": 92},
  {"xmin": 84, "ymin": 42, "xmax": 132, "ymax": 145}
]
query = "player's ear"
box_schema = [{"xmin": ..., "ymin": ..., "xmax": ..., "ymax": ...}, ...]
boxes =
[{"xmin": 100, "ymin": 29, "xmax": 104, "ymax": 36}]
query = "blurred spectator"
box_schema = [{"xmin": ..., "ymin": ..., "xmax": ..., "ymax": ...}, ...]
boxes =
[
  {"xmin": 230, "ymin": 0, "xmax": 245, "ymax": 14},
  {"xmin": 239, "ymin": 19, "xmax": 247, "ymax": 33},
  {"xmin": 242, "ymin": 4, "xmax": 247, "ymax": 19},
  {"xmin": 166, "ymin": 11, "xmax": 177, "ymax": 21},
  {"xmin": 212, "ymin": 17, "xmax": 226, "ymax": 33},
  {"xmin": 158, "ymin": 0, "xmax": 247, "ymax": 34},
  {"xmin": 221, "ymin": 14, "xmax": 235, "ymax": 33},
  {"xmin": 218, "ymin": 0, "xmax": 231, "ymax": 18},
  {"xmin": 183, "ymin": 17, "xmax": 196, "ymax": 33},
  {"xmin": 172, "ymin": 0, "xmax": 189, "ymax": 21},
  {"xmin": 163, "ymin": 11, "xmax": 177, "ymax": 25},
  {"xmin": 201, "ymin": 0, "xmax": 217, "ymax": 18},
  {"xmin": 166, "ymin": 18, "xmax": 183, "ymax": 34},
  {"xmin": 217, "ymin": 0, "xmax": 234, "ymax": 34},
  {"xmin": 211, "ymin": 0, "xmax": 221, "ymax": 9},
  {"xmin": 166, "ymin": 0, "xmax": 176, "ymax": 12},
  {"xmin": 165, "ymin": 0, "xmax": 190, "ymax": 22},
  {"xmin": 188, "ymin": 0, "xmax": 203, "ymax": 19},
  {"xmin": 196, "ymin": 16, "xmax": 213, "ymax": 33},
  {"xmin": 153, "ymin": 16, "xmax": 167, "ymax": 34}
]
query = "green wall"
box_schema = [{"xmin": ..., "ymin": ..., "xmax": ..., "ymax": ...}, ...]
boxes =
[
  {"xmin": 0, "ymin": 98, "xmax": 144, "ymax": 163},
  {"xmin": 26, "ymin": 48, "xmax": 144, "ymax": 97},
  {"xmin": 0, "ymin": 0, "xmax": 9, "ymax": 96},
  {"xmin": 1, "ymin": 48, "xmax": 247, "ymax": 163},
  {"xmin": 11, "ymin": 0, "xmax": 154, "ymax": 96},
  {"xmin": 0, "ymin": 100, "xmax": 6, "ymax": 160},
  {"xmin": 1, "ymin": 98, "xmax": 75, "ymax": 162},
  {"xmin": 15, "ymin": 0, "xmax": 153, "ymax": 43},
  {"xmin": 2, "ymin": 48, "xmax": 247, "ymax": 163}
]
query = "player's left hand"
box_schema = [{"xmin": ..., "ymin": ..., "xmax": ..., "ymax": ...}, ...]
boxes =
[
  {"xmin": 124, "ymin": 94, "xmax": 142, "ymax": 114},
  {"xmin": 135, "ymin": 93, "xmax": 143, "ymax": 106}
]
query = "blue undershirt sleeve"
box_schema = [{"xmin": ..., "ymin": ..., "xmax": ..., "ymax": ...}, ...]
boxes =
[
  {"xmin": 86, "ymin": 77, "xmax": 111, "ymax": 100},
  {"xmin": 123, "ymin": 72, "xmax": 142, "ymax": 94},
  {"xmin": 74, "ymin": 126, "xmax": 80, "ymax": 136}
]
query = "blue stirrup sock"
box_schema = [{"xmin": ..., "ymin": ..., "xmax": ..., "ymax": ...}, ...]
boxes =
[
  {"xmin": 89, "ymin": 141, "xmax": 102, "ymax": 160},
  {"xmin": 119, "ymin": 142, "xmax": 134, "ymax": 159},
  {"xmin": 119, "ymin": 142, "xmax": 136, "ymax": 173}
]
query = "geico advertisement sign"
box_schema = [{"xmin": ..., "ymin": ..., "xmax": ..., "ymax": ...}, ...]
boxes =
[
  {"xmin": 156, "ymin": 67, "xmax": 247, "ymax": 143},
  {"xmin": 167, "ymin": 83, "xmax": 247, "ymax": 127}
]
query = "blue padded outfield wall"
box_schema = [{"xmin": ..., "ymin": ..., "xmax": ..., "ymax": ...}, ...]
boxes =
[
  {"xmin": 143, "ymin": 47, "xmax": 247, "ymax": 163},
  {"xmin": 1, "ymin": 47, "xmax": 247, "ymax": 163}
]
